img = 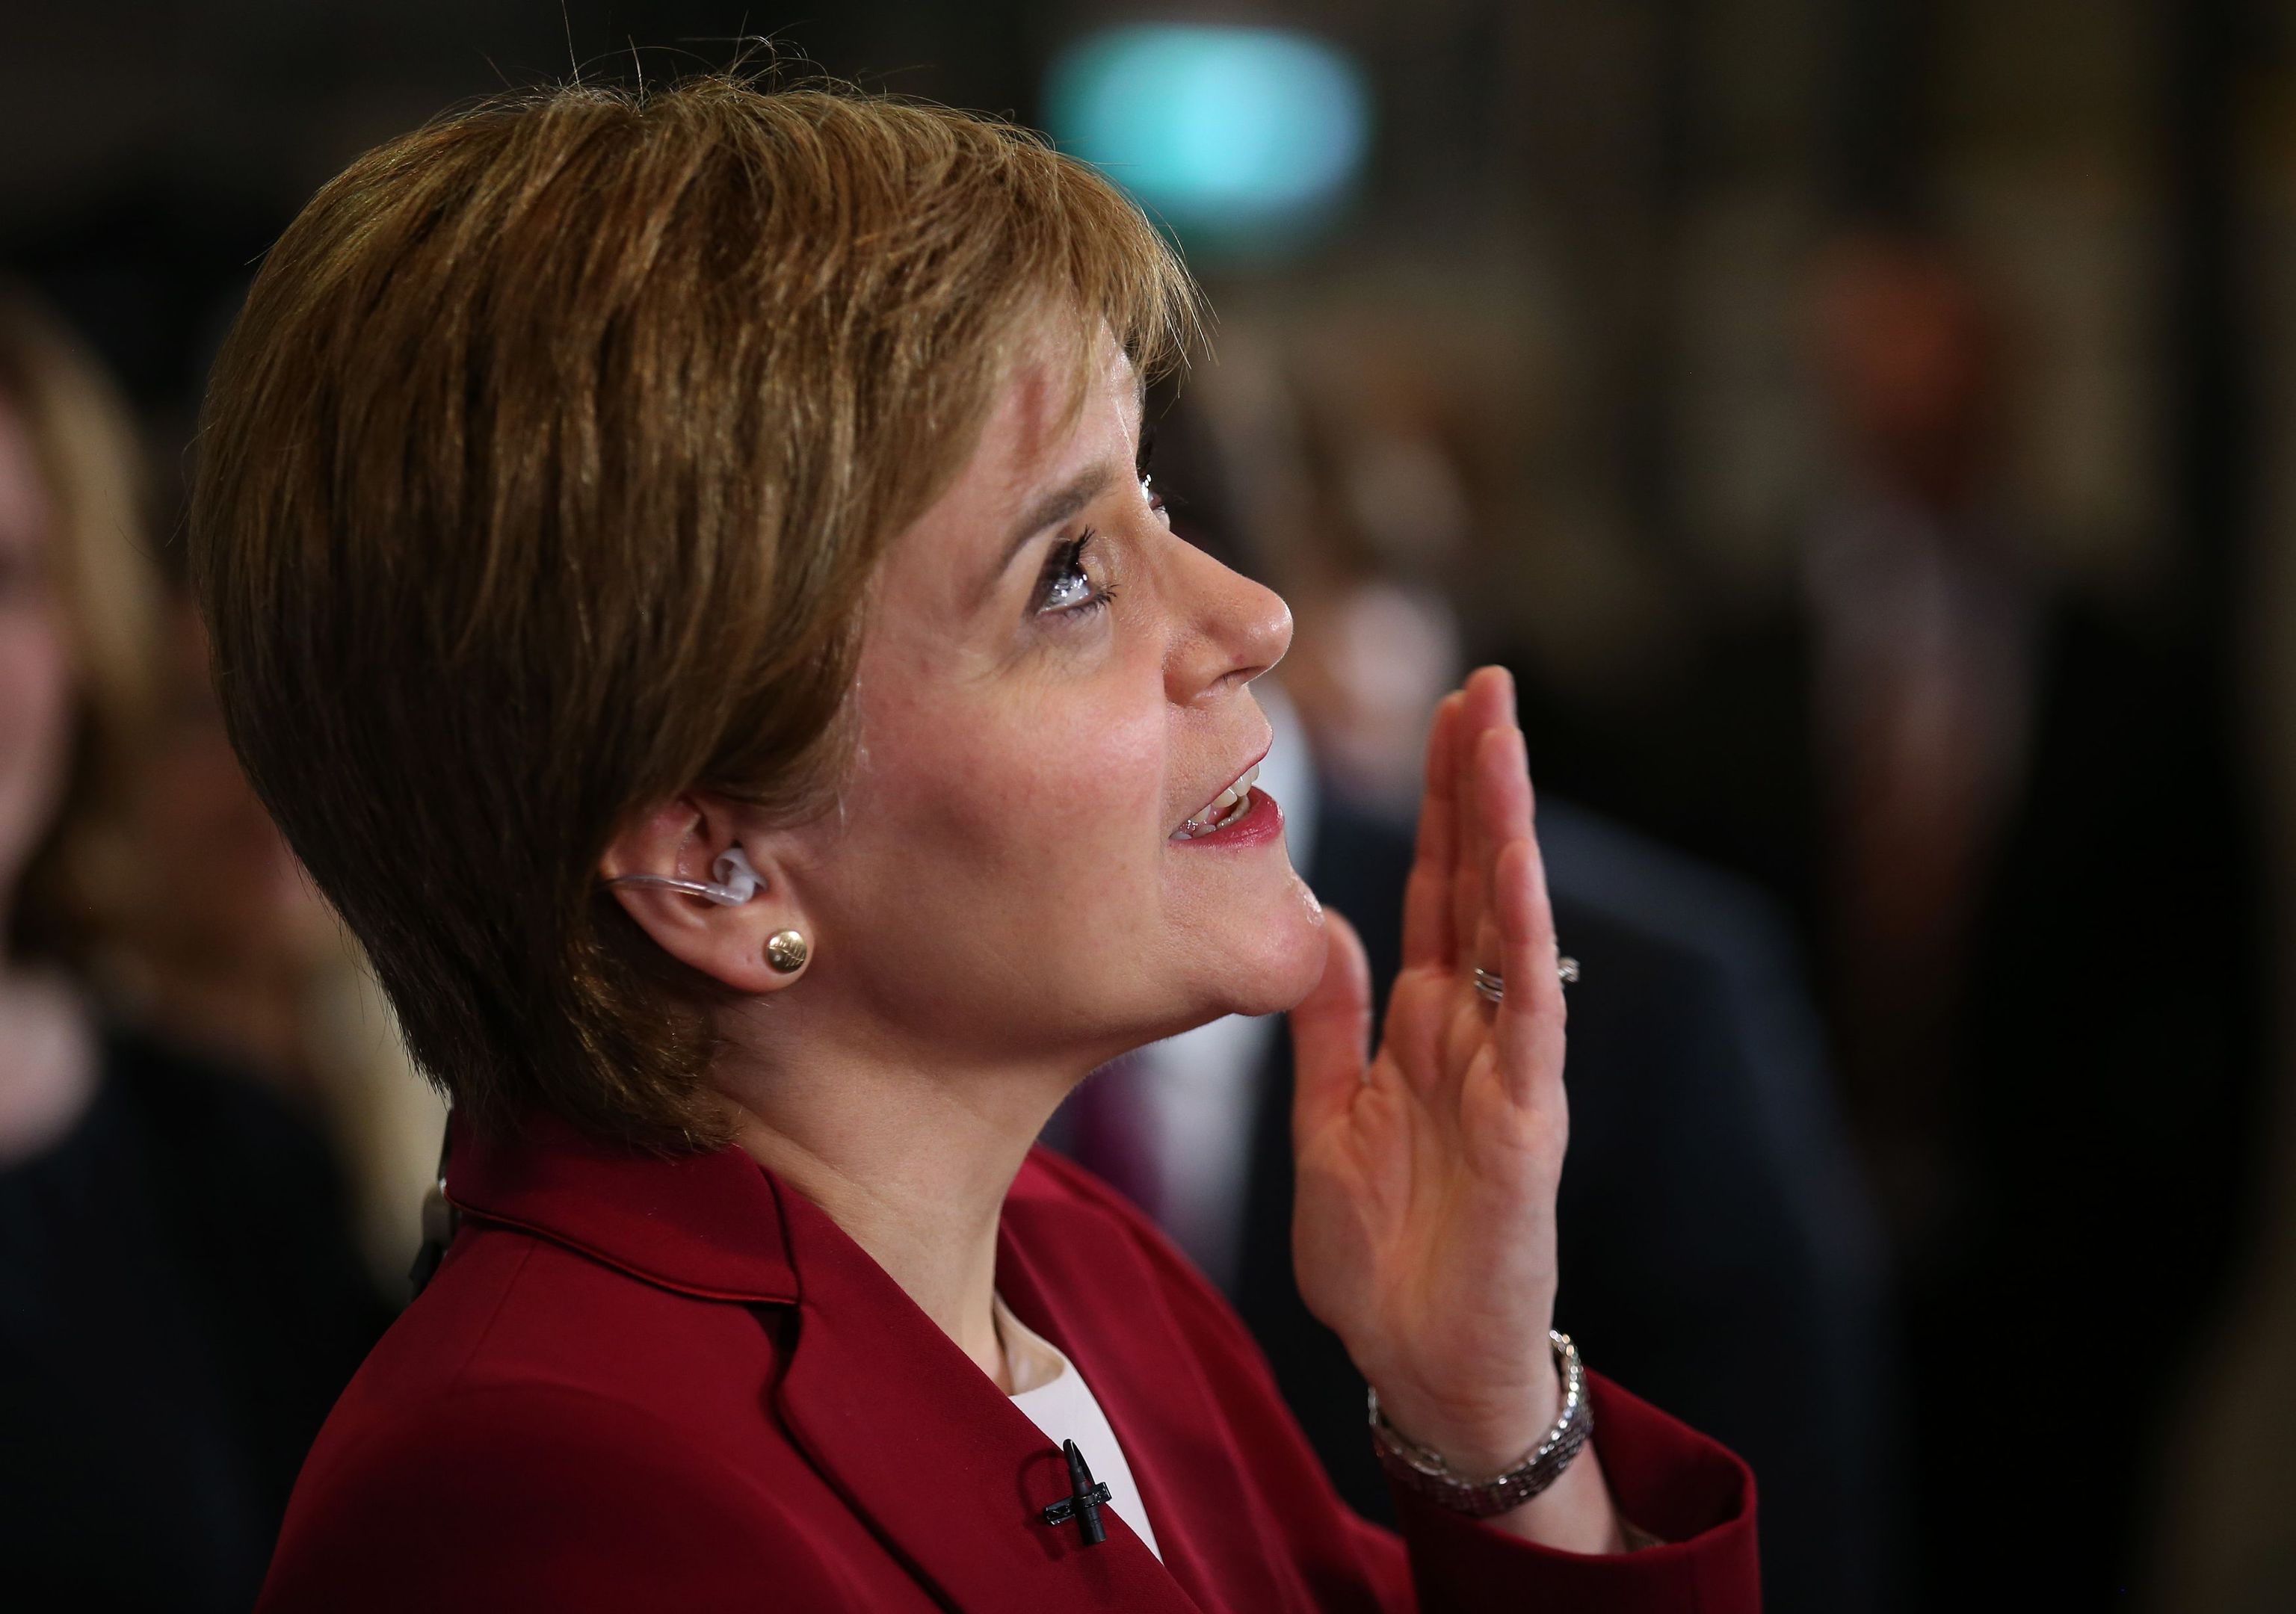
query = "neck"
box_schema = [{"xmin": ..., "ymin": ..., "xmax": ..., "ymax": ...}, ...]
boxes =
[{"xmin": 712, "ymin": 1031, "xmax": 1083, "ymax": 1394}]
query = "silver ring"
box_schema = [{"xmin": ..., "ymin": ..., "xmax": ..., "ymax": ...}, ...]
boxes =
[{"xmin": 1472, "ymin": 958, "xmax": 1579, "ymax": 1005}]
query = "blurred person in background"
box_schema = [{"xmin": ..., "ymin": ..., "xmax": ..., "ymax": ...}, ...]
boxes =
[
  {"xmin": 107, "ymin": 583, "xmax": 444, "ymax": 1286},
  {"xmin": 1540, "ymin": 226, "xmax": 2267, "ymax": 1605},
  {"xmin": 8, "ymin": 188, "xmax": 445, "ymax": 1285},
  {"xmin": 0, "ymin": 284, "xmax": 388, "ymax": 1613},
  {"xmin": 1047, "ymin": 346, "xmax": 1900, "ymax": 1614},
  {"xmin": 111, "ymin": 591, "xmax": 340, "ymax": 1080}
]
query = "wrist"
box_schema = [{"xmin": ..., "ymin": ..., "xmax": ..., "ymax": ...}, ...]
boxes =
[
  {"xmin": 1369, "ymin": 1355, "xmax": 1564, "ymax": 1481},
  {"xmin": 1369, "ymin": 1332, "xmax": 1596, "ymax": 1524}
]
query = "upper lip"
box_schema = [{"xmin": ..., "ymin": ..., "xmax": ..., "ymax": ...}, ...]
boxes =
[{"xmin": 1174, "ymin": 738, "xmax": 1271, "ymax": 834}]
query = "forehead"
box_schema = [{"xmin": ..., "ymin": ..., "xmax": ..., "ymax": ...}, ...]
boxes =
[
  {"xmin": 883, "ymin": 333, "xmax": 1141, "ymax": 588},
  {"xmin": 969, "ymin": 333, "xmax": 1143, "ymax": 499}
]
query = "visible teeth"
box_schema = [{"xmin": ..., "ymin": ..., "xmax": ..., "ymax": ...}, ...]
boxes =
[
  {"xmin": 1172, "ymin": 761, "xmax": 1262, "ymax": 839},
  {"xmin": 1203, "ymin": 764, "xmax": 1259, "ymax": 818}
]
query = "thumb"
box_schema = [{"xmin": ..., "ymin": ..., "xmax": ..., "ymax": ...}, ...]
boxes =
[{"xmin": 1289, "ymin": 909, "xmax": 1372, "ymax": 1152}]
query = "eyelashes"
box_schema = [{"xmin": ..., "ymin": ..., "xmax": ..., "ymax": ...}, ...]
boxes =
[
  {"xmin": 1028, "ymin": 440, "xmax": 1165, "ymax": 622},
  {"xmin": 1034, "ymin": 529, "xmax": 1114, "ymax": 619}
]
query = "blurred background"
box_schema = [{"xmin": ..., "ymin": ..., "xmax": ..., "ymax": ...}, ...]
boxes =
[{"xmin": 6, "ymin": 1, "xmax": 2296, "ymax": 1609}]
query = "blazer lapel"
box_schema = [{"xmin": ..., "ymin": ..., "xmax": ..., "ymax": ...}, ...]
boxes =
[
  {"xmin": 770, "ymin": 1172, "xmax": 1200, "ymax": 1614},
  {"xmin": 451, "ymin": 1116, "xmax": 1210, "ymax": 1613},
  {"xmin": 998, "ymin": 1155, "xmax": 1311, "ymax": 1614}
]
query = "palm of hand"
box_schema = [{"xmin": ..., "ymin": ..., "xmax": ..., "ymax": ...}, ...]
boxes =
[{"xmin": 1288, "ymin": 669, "xmax": 1572, "ymax": 1467}]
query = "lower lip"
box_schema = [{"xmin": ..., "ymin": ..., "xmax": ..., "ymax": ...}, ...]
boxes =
[{"xmin": 1172, "ymin": 787, "xmax": 1283, "ymax": 850}]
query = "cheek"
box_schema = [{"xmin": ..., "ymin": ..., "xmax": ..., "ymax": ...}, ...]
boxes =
[
  {"xmin": 839, "ymin": 679, "xmax": 1326, "ymax": 1026},
  {"xmin": 806, "ymin": 657, "xmax": 1186, "ymax": 1016},
  {"xmin": 868, "ymin": 689, "xmax": 1167, "ymax": 897}
]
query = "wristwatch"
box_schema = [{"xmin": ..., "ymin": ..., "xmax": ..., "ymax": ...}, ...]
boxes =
[{"xmin": 1368, "ymin": 1330, "xmax": 1594, "ymax": 1518}]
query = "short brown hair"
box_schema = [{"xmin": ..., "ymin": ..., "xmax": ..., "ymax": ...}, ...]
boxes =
[
  {"xmin": 191, "ymin": 77, "xmax": 1197, "ymax": 1149},
  {"xmin": 1, "ymin": 286, "xmax": 159, "ymax": 969}
]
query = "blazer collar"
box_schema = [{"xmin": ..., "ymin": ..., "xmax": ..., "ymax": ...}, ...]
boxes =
[
  {"xmin": 999, "ymin": 1153, "xmax": 1315, "ymax": 1614},
  {"xmin": 445, "ymin": 1115, "xmax": 1201, "ymax": 1612},
  {"xmin": 445, "ymin": 1111, "xmax": 799, "ymax": 1303},
  {"xmin": 771, "ymin": 1170, "xmax": 1200, "ymax": 1613}
]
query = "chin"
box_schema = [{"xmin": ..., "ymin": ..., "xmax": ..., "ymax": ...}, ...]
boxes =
[{"xmin": 1202, "ymin": 871, "xmax": 1330, "ymax": 1019}]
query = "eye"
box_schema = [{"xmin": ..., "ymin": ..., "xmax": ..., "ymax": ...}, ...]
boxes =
[
  {"xmin": 1042, "ymin": 550, "xmax": 1093, "ymax": 611},
  {"xmin": 1033, "ymin": 530, "xmax": 1113, "ymax": 619}
]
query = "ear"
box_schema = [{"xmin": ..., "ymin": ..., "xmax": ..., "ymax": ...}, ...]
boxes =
[{"xmin": 599, "ymin": 795, "xmax": 812, "ymax": 995}]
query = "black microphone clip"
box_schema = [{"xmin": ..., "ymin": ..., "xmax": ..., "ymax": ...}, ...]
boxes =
[{"xmin": 1040, "ymin": 1439, "xmax": 1113, "ymax": 1546}]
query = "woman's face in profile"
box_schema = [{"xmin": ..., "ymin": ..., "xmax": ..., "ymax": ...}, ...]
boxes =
[
  {"xmin": 0, "ymin": 392, "xmax": 72, "ymax": 901},
  {"xmin": 786, "ymin": 334, "xmax": 1327, "ymax": 1066}
]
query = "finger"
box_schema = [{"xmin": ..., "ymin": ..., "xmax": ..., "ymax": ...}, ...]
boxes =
[
  {"xmin": 1473, "ymin": 722, "xmax": 1537, "ymax": 882},
  {"xmin": 1401, "ymin": 692, "xmax": 1464, "ymax": 969},
  {"xmin": 1492, "ymin": 823, "xmax": 1567, "ymax": 1110},
  {"xmin": 1470, "ymin": 720, "xmax": 1537, "ymax": 1025},
  {"xmin": 1451, "ymin": 667, "xmax": 1514, "ymax": 965},
  {"xmin": 1290, "ymin": 909, "xmax": 1374, "ymax": 1152},
  {"xmin": 1495, "ymin": 840, "xmax": 1567, "ymax": 1109}
]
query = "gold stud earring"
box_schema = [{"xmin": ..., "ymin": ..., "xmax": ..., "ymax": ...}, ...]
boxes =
[{"xmin": 765, "ymin": 930, "xmax": 809, "ymax": 974}]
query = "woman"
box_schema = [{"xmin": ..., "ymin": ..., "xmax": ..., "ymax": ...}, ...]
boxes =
[
  {"xmin": 0, "ymin": 285, "xmax": 386, "ymax": 1611},
  {"xmin": 118, "ymin": 585, "xmax": 445, "ymax": 1284},
  {"xmin": 196, "ymin": 79, "xmax": 1758, "ymax": 1610}
]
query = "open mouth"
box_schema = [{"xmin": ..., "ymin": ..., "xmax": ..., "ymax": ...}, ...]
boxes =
[{"xmin": 1170, "ymin": 759, "xmax": 1263, "ymax": 841}]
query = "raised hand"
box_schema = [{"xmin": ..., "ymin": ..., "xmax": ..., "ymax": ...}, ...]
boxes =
[{"xmin": 1288, "ymin": 667, "xmax": 1621, "ymax": 1550}]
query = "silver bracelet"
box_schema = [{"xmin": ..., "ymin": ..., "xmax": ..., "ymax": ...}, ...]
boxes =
[{"xmin": 1367, "ymin": 1331, "xmax": 1594, "ymax": 1518}]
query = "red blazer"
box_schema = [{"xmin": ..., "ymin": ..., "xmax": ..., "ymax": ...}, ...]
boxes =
[{"xmin": 258, "ymin": 1116, "xmax": 1760, "ymax": 1612}]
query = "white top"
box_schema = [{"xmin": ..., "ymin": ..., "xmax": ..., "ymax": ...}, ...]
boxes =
[{"xmin": 994, "ymin": 1294, "xmax": 1162, "ymax": 1562}]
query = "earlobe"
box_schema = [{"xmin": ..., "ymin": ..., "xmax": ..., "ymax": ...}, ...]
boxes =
[
  {"xmin": 599, "ymin": 800, "xmax": 814, "ymax": 997},
  {"xmin": 765, "ymin": 928, "xmax": 810, "ymax": 975}
]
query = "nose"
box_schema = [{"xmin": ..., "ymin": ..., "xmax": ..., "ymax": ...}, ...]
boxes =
[{"xmin": 1164, "ymin": 540, "xmax": 1293, "ymax": 705}]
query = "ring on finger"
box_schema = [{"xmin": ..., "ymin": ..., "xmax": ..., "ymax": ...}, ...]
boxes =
[{"xmin": 1472, "ymin": 957, "xmax": 1578, "ymax": 1004}]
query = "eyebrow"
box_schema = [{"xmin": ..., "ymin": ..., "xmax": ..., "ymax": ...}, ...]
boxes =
[{"xmin": 978, "ymin": 460, "xmax": 1121, "ymax": 606}]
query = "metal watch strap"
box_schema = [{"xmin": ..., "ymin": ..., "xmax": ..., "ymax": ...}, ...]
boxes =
[{"xmin": 1367, "ymin": 1330, "xmax": 1594, "ymax": 1518}]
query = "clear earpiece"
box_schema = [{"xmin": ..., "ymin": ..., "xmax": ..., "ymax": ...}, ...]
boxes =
[{"xmin": 606, "ymin": 847, "xmax": 762, "ymax": 906}]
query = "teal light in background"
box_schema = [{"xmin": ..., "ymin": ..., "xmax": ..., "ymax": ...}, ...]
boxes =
[{"xmin": 1044, "ymin": 25, "xmax": 1371, "ymax": 259}]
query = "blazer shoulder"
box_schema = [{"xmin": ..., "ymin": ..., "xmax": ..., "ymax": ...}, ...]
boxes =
[
  {"xmin": 261, "ymin": 1378, "xmax": 851, "ymax": 1613},
  {"xmin": 268, "ymin": 1219, "xmax": 845, "ymax": 1613},
  {"xmin": 353, "ymin": 1218, "xmax": 780, "ymax": 1417}
]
